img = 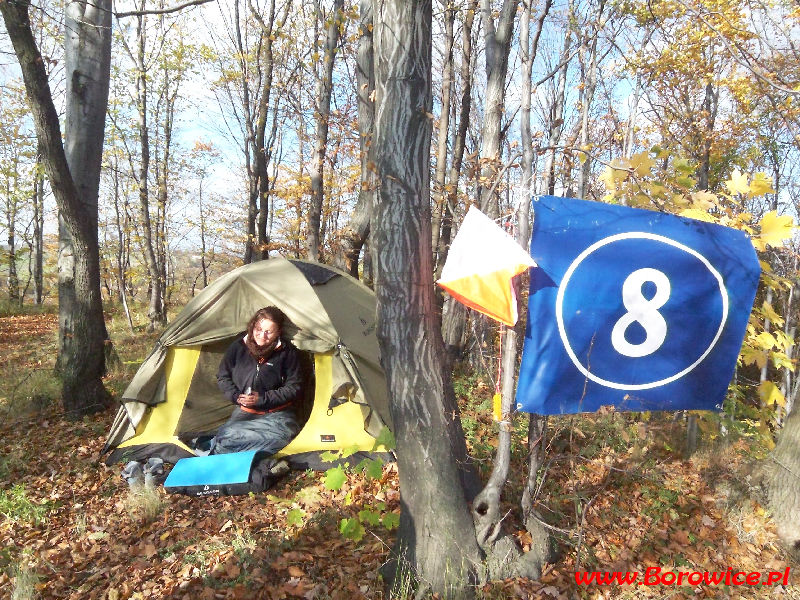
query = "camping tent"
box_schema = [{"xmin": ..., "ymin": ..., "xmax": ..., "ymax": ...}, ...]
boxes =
[{"xmin": 103, "ymin": 258, "xmax": 392, "ymax": 468}]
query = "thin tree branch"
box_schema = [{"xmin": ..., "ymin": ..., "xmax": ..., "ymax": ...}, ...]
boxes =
[{"xmin": 115, "ymin": 0, "xmax": 215, "ymax": 19}]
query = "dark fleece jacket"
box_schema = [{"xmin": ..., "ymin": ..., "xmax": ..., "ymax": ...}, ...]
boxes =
[{"xmin": 216, "ymin": 336, "xmax": 303, "ymax": 412}]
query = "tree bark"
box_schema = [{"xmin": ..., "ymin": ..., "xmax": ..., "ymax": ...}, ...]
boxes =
[
  {"xmin": 32, "ymin": 149, "xmax": 45, "ymax": 305},
  {"xmin": 477, "ymin": 0, "xmax": 518, "ymax": 218},
  {"xmin": 469, "ymin": 0, "xmax": 553, "ymax": 580},
  {"xmin": 1, "ymin": 0, "xmax": 111, "ymax": 416},
  {"xmin": 436, "ymin": 0, "xmax": 476, "ymax": 282},
  {"xmin": 430, "ymin": 0, "xmax": 455, "ymax": 263},
  {"xmin": 333, "ymin": 0, "xmax": 374, "ymax": 277},
  {"xmin": 128, "ymin": 5, "xmax": 166, "ymax": 331},
  {"xmin": 575, "ymin": 0, "xmax": 605, "ymax": 200},
  {"xmin": 543, "ymin": 17, "xmax": 571, "ymax": 194},
  {"xmin": 371, "ymin": 0, "xmax": 483, "ymax": 595},
  {"xmin": 762, "ymin": 406, "xmax": 800, "ymax": 550},
  {"xmin": 307, "ymin": 0, "xmax": 344, "ymax": 262}
]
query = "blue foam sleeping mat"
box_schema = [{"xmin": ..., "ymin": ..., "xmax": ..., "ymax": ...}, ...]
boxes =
[{"xmin": 164, "ymin": 450, "xmax": 269, "ymax": 496}]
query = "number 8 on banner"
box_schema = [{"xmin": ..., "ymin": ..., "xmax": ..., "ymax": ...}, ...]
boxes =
[
  {"xmin": 516, "ymin": 196, "xmax": 760, "ymax": 415},
  {"xmin": 611, "ymin": 268, "xmax": 670, "ymax": 358}
]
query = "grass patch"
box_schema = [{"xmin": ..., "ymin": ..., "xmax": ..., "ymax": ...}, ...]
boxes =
[
  {"xmin": 10, "ymin": 557, "xmax": 39, "ymax": 600},
  {"xmin": 123, "ymin": 485, "xmax": 165, "ymax": 524},
  {"xmin": 0, "ymin": 485, "xmax": 56, "ymax": 526},
  {"xmin": 0, "ymin": 298, "xmax": 56, "ymax": 318}
]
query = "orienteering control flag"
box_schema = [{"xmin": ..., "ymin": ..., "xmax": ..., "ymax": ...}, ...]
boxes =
[{"xmin": 437, "ymin": 206, "xmax": 536, "ymax": 326}]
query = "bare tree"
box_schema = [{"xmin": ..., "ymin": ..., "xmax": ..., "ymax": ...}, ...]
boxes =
[
  {"xmin": 333, "ymin": 0, "xmax": 374, "ymax": 277},
  {"xmin": 1, "ymin": 0, "xmax": 112, "ymax": 416},
  {"xmin": 307, "ymin": 0, "xmax": 345, "ymax": 262}
]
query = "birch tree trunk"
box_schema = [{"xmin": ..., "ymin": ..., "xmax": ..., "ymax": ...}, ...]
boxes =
[
  {"xmin": 371, "ymin": 0, "xmax": 483, "ymax": 594},
  {"xmin": 307, "ymin": 0, "xmax": 344, "ymax": 262},
  {"xmin": 1, "ymin": 0, "xmax": 112, "ymax": 416}
]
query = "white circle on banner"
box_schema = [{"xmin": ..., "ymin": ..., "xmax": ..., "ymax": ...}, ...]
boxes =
[{"xmin": 555, "ymin": 232, "xmax": 729, "ymax": 390}]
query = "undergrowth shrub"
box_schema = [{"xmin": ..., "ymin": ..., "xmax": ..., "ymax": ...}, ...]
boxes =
[{"xmin": 1, "ymin": 370, "xmax": 59, "ymax": 417}]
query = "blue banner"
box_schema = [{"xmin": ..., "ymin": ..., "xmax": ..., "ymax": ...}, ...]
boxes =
[{"xmin": 516, "ymin": 196, "xmax": 761, "ymax": 415}]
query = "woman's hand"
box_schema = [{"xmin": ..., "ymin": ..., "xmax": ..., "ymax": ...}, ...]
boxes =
[{"xmin": 237, "ymin": 392, "xmax": 259, "ymax": 407}]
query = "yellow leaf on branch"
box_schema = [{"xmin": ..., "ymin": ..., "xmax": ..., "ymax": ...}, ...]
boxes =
[
  {"xmin": 679, "ymin": 208, "xmax": 715, "ymax": 222},
  {"xmin": 741, "ymin": 346, "xmax": 768, "ymax": 369},
  {"xmin": 754, "ymin": 331, "xmax": 778, "ymax": 350},
  {"xmin": 761, "ymin": 301, "xmax": 784, "ymax": 327},
  {"xmin": 630, "ymin": 151, "xmax": 656, "ymax": 177},
  {"xmin": 749, "ymin": 172, "xmax": 775, "ymax": 196},
  {"xmin": 689, "ymin": 190, "xmax": 718, "ymax": 210},
  {"xmin": 757, "ymin": 381, "xmax": 786, "ymax": 407},
  {"xmin": 725, "ymin": 170, "xmax": 750, "ymax": 195},
  {"xmin": 754, "ymin": 211, "xmax": 794, "ymax": 251}
]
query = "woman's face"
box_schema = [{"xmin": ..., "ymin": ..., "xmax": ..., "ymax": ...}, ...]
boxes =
[{"xmin": 252, "ymin": 318, "xmax": 280, "ymax": 347}]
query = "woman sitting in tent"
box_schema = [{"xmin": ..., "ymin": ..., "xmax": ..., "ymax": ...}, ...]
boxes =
[{"xmin": 211, "ymin": 306, "xmax": 303, "ymax": 455}]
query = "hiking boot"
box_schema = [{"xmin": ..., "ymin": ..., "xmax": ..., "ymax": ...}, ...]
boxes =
[
  {"xmin": 121, "ymin": 461, "xmax": 145, "ymax": 488},
  {"xmin": 144, "ymin": 457, "xmax": 165, "ymax": 488}
]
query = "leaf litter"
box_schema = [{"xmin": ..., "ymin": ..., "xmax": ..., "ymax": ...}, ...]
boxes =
[{"xmin": 0, "ymin": 316, "xmax": 798, "ymax": 599}]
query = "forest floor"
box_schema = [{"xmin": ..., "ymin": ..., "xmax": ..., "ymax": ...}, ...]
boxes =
[{"xmin": 0, "ymin": 308, "xmax": 799, "ymax": 599}]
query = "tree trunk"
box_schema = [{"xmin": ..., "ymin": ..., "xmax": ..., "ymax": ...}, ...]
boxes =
[
  {"xmin": 32, "ymin": 150, "xmax": 45, "ymax": 305},
  {"xmin": 112, "ymin": 157, "xmax": 135, "ymax": 333},
  {"xmin": 333, "ymin": 0, "xmax": 374, "ymax": 277},
  {"xmin": 252, "ymin": 0, "xmax": 289, "ymax": 261},
  {"xmin": 762, "ymin": 406, "xmax": 800, "ymax": 550},
  {"xmin": 697, "ymin": 81, "xmax": 718, "ymax": 191},
  {"xmin": 5, "ymin": 177, "xmax": 19, "ymax": 303},
  {"xmin": 129, "ymin": 6, "xmax": 165, "ymax": 332},
  {"xmin": 307, "ymin": 0, "xmax": 344, "ymax": 262},
  {"xmin": 467, "ymin": 0, "xmax": 518, "ymax": 375},
  {"xmin": 371, "ymin": 0, "xmax": 483, "ymax": 595},
  {"xmin": 470, "ymin": 1, "xmax": 552, "ymax": 568},
  {"xmin": 435, "ymin": 0, "xmax": 476, "ymax": 283},
  {"xmin": 1, "ymin": 0, "xmax": 111, "ymax": 416},
  {"xmin": 543, "ymin": 20, "xmax": 571, "ymax": 194},
  {"xmin": 430, "ymin": 0, "xmax": 455, "ymax": 262},
  {"xmin": 477, "ymin": 0, "xmax": 518, "ymax": 218},
  {"xmin": 575, "ymin": 0, "xmax": 605, "ymax": 200}
]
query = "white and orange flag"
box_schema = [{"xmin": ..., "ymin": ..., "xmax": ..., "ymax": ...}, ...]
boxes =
[{"xmin": 437, "ymin": 206, "xmax": 536, "ymax": 326}]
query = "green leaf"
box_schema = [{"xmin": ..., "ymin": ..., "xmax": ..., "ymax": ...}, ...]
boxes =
[
  {"xmin": 358, "ymin": 509, "xmax": 381, "ymax": 526},
  {"xmin": 372, "ymin": 426, "xmax": 395, "ymax": 451},
  {"xmin": 319, "ymin": 450, "xmax": 341, "ymax": 463},
  {"xmin": 287, "ymin": 508, "xmax": 305, "ymax": 527},
  {"xmin": 324, "ymin": 466, "xmax": 347, "ymax": 491},
  {"xmin": 365, "ymin": 458, "xmax": 384, "ymax": 480},
  {"xmin": 339, "ymin": 444, "xmax": 361, "ymax": 459},
  {"xmin": 339, "ymin": 517, "xmax": 365, "ymax": 541},
  {"xmin": 381, "ymin": 512, "xmax": 400, "ymax": 530}
]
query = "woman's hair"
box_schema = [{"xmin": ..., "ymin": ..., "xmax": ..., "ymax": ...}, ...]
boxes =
[
  {"xmin": 247, "ymin": 305, "xmax": 287, "ymax": 336},
  {"xmin": 245, "ymin": 306, "xmax": 287, "ymax": 360}
]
